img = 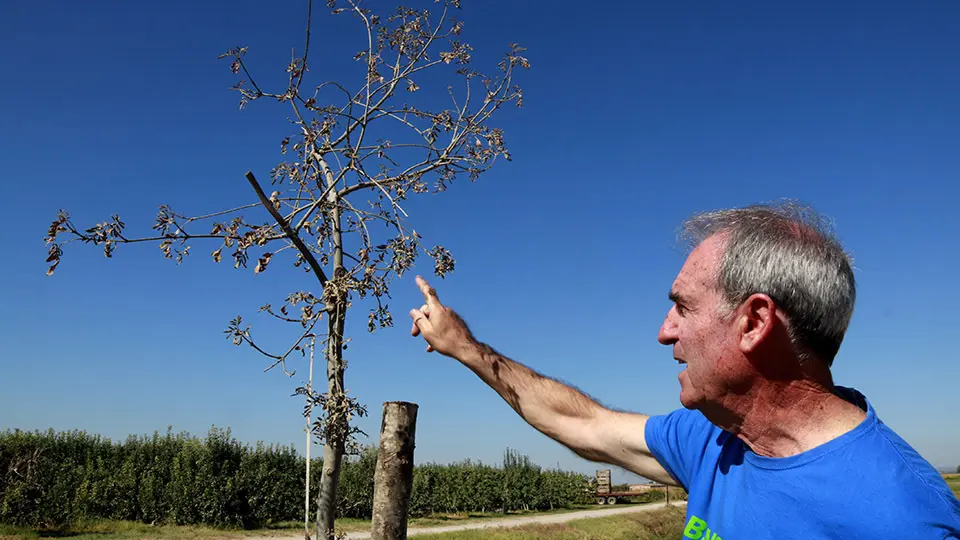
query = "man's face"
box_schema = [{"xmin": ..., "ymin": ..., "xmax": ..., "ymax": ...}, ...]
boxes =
[{"xmin": 658, "ymin": 235, "xmax": 739, "ymax": 409}]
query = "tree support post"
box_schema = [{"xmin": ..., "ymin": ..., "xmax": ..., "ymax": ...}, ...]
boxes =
[{"xmin": 371, "ymin": 401, "xmax": 418, "ymax": 540}]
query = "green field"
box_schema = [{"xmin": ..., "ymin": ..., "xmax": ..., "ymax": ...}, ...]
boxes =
[{"xmin": 945, "ymin": 474, "xmax": 960, "ymax": 498}]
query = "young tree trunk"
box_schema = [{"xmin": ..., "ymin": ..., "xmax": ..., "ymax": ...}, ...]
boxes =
[
  {"xmin": 371, "ymin": 402, "xmax": 418, "ymax": 540},
  {"xmin": 316, "ymin": 302, "xmax": 346, "ymax": 539},
  {"xmin": 316, "ymin": 183, "xmax": 347, "ymax": 540},
  {"xmin": 316, "ymin": 438, "xmax": 345, "ymax": 539}
]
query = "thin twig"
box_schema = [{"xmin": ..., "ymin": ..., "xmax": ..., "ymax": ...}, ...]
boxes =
[
  {"xmin": 296, "ymin": 0, "xmax": 313, "ymax": 93},
  {"xmin": 263, "ymin": 315, "xmax": 323, "ymax": 374},
  {"xmin": 184, "ymin": 203, "xmax": 264, "ymax": 223}
]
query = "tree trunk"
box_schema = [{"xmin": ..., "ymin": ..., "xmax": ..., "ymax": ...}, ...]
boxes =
[
  {"xmin": 371, "ymin": 402, "xmax": 418, "ymax": 540},
  {"xmin": 316, "ymin": 437, "xmax": 345, "ymax": 539},
  {"xmin": 315, "ymin": 300, "xmax": 347, "ymax": 540},
  {"xmin": 316, "ymin": 182, "xmax": 347, "ymax": 540}
]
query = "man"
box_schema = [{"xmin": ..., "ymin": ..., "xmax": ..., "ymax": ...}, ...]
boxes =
[{"xmin": 409, "ymin": 203, "xmax": 960, "ymax": 538}]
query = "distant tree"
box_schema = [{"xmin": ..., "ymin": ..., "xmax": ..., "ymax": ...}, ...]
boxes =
[
  {"xmin": 956, "ymin": 465, "xmax": 959, "ymax": 474},
  {"xmin": 44, "ymin": 0, "xmax": 528, "ymax": 537}
]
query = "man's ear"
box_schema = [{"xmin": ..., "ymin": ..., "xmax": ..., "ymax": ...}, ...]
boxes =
[{"xmin": 737, "ymin": 294, "xmax": 778, "ymax": 354}]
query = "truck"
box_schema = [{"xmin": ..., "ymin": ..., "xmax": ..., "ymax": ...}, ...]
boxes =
[{"xmin": 593, "ymin": 469, "xmax": 669, "ymax": 505}]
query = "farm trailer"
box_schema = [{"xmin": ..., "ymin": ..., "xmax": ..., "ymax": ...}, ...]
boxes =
[{"xmin": 593, "ymin": 469, "xmax": 670, "ymax": 505}]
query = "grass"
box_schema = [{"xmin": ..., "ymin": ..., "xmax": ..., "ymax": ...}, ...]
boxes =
[
  {"xmin": 414, "ymin": 506, "xmax": 687, "ymax": 540},
  {"xmin": 0, "ymin": 519, "xmax": 262, "ymax": 540},
  {"xmin": 944, "ymin": 473, "xmax": 960, "ymax": 498},
  {"xmin": 0, "ymin": 503, "xmax": 649, "ymax": 540}
]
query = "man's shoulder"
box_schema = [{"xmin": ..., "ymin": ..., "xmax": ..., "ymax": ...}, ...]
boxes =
[
  {"xmin": 799, "ymin": 395, "xmax": 960, "ymax": 529},
  {"xmin": 649, "ymin": 405, "xmax": 714, "ymax": 427},
  {"xmin": 839, "ymin": 389, "xmax": 951, "ymax": 491},
  {"xmin": 859, "ymin": 419, "xmax": 960, "ymax": 513},
  {"xmin": 644, "ymin": 406, "xmax": 731, "ymax": 490},
  {"xmin": 646, "ymin": 406, "xmax": 725, "ymax": 446}
]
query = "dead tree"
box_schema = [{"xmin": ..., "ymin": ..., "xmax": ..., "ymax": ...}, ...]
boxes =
[{"xmin": 43, "ymin": 1, "xmax": 527, "ymax": 538}]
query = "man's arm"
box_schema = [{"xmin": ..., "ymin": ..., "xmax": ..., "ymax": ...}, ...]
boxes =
[
  {"xmin": 458, "ymin": 342, "xmax": 677, "ymax": 486},
  {"xmin": 409, "ymin": 276, "xmax": 678, "ymax": 486}
]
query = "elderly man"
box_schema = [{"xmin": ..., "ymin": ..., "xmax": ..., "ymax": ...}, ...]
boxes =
[{"xmin": 409, "ymin": 203, "xmax": 960, "ymax": 538}]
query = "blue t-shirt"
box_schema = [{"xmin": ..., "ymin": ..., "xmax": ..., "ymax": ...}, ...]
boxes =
[{"xmin": 645, "ymin": 387, "xmax": 960, "ymax": 539}]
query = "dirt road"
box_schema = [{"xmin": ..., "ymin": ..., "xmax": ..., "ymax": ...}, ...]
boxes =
[{"xmin": 336, "ymin": 502, "xmax": 685, "ymax": 539}]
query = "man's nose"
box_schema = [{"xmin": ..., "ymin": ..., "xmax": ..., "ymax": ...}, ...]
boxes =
[{"xmin": 658, "ymin": 307, "xmax": 678, "ymax": 345}]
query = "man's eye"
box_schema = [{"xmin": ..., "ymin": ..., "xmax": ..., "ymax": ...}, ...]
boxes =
[{"xmin": 675, "ymin": 304, "xmax": 686, "ymax": 315}]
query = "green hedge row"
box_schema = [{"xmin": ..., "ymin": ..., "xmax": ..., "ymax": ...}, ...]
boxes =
[
  {"xmin": 0, "ymin": 427, "xmax": 303, "ymax": 528},
  {"xmin": 0, "ymin": 428, "xmax": 591, "ymax": 528},
  {"xmin": 409, "ymin": 449, "xmax": 592, "ymax": 515}
]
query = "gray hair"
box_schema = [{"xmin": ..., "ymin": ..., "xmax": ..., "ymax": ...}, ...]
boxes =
[{"xmin": 681, "ymin": 201, "xmax": 856, "ymax": 366}]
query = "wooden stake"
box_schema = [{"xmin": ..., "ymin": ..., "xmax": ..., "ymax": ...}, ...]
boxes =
[{"xmin": 371, "ymin": 402, "xmax": 418, "ymax": 540}]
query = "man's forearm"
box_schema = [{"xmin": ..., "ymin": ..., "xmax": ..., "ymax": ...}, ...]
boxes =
[{"xmin": 456, "ymin": 341, "xmax": 603, "ymax": 443}]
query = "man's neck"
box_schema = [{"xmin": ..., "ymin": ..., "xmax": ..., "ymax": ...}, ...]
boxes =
[{"xmin": 704, "ymin": 380, "xmax": 867, "ymax": 458}]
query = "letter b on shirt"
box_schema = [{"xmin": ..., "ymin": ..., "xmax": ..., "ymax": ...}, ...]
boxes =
[{"xmin": 684, "ymin": 516, "xmax": 708, "ymax": 539}]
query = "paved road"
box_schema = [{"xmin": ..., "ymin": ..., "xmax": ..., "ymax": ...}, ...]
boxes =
[{"xmin": 336, "ymin": 501, "xmax": 685, "ymax": 539}]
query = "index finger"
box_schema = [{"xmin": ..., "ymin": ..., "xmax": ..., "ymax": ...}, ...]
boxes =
[{"xmin": 416, "ymin": 275, "xmax": 442, "ymax": 309}]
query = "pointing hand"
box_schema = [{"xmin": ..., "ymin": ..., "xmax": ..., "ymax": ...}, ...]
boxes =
[{"xmin": 410, "ymin": 275, "xmax": 475, "ymax": 358}]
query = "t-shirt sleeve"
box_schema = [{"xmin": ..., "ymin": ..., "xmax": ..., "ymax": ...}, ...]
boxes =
[{"xmin": 644, "ymin": 408, "xmax": 719, "ymax": 490}]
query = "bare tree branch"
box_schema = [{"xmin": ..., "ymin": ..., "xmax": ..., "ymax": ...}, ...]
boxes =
[{"xmin": 246, "ymin": 170, "xmax": 329, "ymax": 288}]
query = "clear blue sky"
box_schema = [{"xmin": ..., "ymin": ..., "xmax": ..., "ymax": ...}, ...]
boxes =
[{"xmin": 2, "ymin": 0, "xmax": 959, "ymax": 482}]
